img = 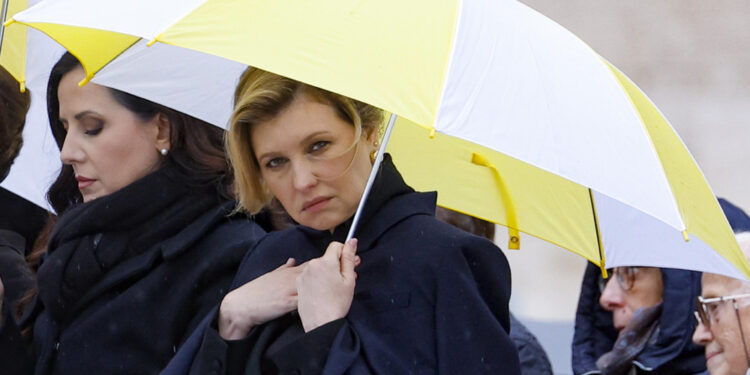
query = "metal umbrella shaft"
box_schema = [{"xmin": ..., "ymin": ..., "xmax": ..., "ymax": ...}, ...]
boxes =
[
  {"xmin": 346, "ymin": 113, "xmax": 398, "ymax": 241},
  {"xmin": 0, "ymin": 0, "xmax": 9, "ymax": 52}
]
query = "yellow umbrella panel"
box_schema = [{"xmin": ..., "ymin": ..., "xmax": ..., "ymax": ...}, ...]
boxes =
[
  {"xmin": 387, "ymin": 117, "xmax": 604, "ymax": 267},
  {"xmin": 0, "ymin": 0, "xmax": 27, "ymax": 87}
]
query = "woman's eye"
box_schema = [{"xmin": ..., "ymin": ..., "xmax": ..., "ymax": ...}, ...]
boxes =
[
  {"xmin": 265, "ymin": 157, "xmax": 287, "ymax": 169},
  {"xmin": 83, "ymin": 120, "xmax": 104, "ymax": 135},
  {"xmin": 84, "ymin": 127, "xmax": 103, "ymax": 136},
  {"xmin": 309, "ymin": 140, "xmax": 330, "ymax": 154}
]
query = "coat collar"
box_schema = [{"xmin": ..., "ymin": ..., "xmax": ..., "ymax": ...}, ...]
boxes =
[{"xmin": 298, "ymin": 154, "xmax": 436, "ymax": 252}]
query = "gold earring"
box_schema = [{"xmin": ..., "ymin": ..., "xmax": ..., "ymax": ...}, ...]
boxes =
[{"xmin": 370, "ymin": 150, "xmax": 377, "ymax": 163}]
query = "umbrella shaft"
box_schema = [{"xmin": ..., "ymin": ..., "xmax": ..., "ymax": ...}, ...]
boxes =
[
  {"xmin": 0, "ymin": 0, "xmax": 9, "ymax": 53},
  {"xmin": 346, "ymin": 113, "xmax": 398, "ymax": 241}
]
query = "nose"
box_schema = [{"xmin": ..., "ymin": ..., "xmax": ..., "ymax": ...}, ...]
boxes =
[
  {"xmin": 59, "ymin": 132, "xmax": 84, "ymax": 166},
  {"xmin": 291, "ymin": 158, "xmax": 318, "ymax": 191},
  {"xmin": 692, "ymin": 319, "xmax": 713, "ymax": 346},
  {"xmin": 599, "ymin": 277, "xmax": 624, "ymax": 311}
]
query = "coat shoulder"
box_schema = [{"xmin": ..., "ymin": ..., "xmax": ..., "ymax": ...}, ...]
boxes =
[{"xmin": 381, "ymin": 213, "xmax": 506, "ymax": 263}]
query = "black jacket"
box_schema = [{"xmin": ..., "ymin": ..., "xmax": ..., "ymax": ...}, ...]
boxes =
[
  {"xmin": 0, "ymin": 229, "xmax": 34, "ymax": 316},
  {"xmin": 166, "ymin": 155, "xmax": 520, "ymax": 375},
  {"xmin": 571, "ymin": 263, "xmax": 706, "ymax": 375},
  {"xmin": 0, "ymin": 166, "xmax": 266, "ymax": 375},
  {"xmin": 510, "ymin": 314, "xmax": 553, "ymax": 375},
  {"xmin": 0, "ymin": 188, "xmax": 47, "ymax": 315}
]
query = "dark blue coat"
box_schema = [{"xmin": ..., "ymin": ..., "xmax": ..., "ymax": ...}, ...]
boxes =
[
  {"xmin": 166, "ymin": 156, "xmax": 521, "ymax": 375},
  {"xmin": 571, "ymin": 263, "xmax": 706, "ymax": 374}
]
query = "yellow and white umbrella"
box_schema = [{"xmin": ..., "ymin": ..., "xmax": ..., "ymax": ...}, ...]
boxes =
[{"xmin": 8, "ymin": 0, "xmax": 748, "ymax": 279}]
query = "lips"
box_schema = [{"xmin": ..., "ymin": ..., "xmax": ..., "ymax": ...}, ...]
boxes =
[
  {"xmin": 705, "ymin": 351, "xmax": 720, "ymax": 363},
  {"xmin": 302, "ymin": 196, "xmax": 331, "ymax": 212},
  {"xmin": 75, "ymin": 176, "xmax": 95, "ymax": 190}
]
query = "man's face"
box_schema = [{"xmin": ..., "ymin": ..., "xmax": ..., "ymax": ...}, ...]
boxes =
[
  {"xmin": 599, "ymin": 267, "xmax": 664, "ymax": 331},
  {"xmin": 692, "ymin": 273, "xmax": 750, "ymax": 375}
]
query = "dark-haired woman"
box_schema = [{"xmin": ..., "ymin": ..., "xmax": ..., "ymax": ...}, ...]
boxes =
[
  {"xmin": 168, "ymin": 67, "xmax": 521, "ymax": 374},
  {"xmin": 0, "ymin": 53, "xmax": 266, "ymax": 374}
]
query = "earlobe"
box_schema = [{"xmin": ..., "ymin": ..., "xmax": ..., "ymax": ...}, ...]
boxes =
[{"xmin": 154, "ymin": 113, "xmax": 172, "ymax": 153}]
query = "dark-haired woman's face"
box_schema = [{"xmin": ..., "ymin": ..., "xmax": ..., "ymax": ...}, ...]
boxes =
[{"xmin": 57, "ymin": 67, "xmax": 169, "ymax": 202}]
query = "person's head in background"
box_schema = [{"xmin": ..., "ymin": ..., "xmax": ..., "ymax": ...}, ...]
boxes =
[
  {"xmin": 692, "ymin": 199, "xmax": 750, "ymax": 375},
  {"xmin": 599, "ymin": 265, "xmax": 664, "ymax": 332},
  {"xmin": 0, "ymin": 66, "xmax": 30, "ymax": 182},
  {"xmin": 435, "ymin": 206, "xmax": 495, "ymax": 241}
]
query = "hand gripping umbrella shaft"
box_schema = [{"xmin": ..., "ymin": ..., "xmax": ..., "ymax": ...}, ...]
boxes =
[{"xmin": 346, "ymin": 113, "xmax": 398, "ymax": 241}]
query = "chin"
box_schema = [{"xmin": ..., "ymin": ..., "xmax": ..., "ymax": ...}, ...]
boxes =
[
  {"xmin": 298, "ymin": 213, "xmax": 346, "ymax": 232},
  {"xmin": 707, "ymin": 358, "xmax": 739, "ymax": 375}
]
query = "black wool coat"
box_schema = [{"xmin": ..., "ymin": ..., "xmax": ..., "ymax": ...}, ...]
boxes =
[
  {"xmin": 0, "ymin": 178, "xmax": 266, "ymax": 375},
  {"xmin": 169, "ymin": 156, "xmax": 521, "ymax": 375}
]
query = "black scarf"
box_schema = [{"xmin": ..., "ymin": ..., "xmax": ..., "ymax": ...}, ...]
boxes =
[
  {"xmin": 596, "ymin": 303, "xmax": 664, "ymax": 375},
  {"xmin": 36, "ymin": 163, "xmax": 224, "ymax": 324}
]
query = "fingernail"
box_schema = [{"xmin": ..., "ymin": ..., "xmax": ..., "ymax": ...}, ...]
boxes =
[{"xmin": 348, "ymin": 238, "xmax": 358, "ymax": 247}]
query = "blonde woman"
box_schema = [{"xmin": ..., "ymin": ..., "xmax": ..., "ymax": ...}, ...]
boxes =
[{"xmin": 176, "ymin": 67, "xmax": 521, "ymax": 374}]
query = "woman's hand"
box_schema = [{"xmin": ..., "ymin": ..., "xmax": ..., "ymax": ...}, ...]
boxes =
[
  {"xmin": 218, "ymin": 258, "xmax": 304, "ymax": 340},
  {"xmin": 297, "ymin": 239, "xmax": 359, "ymax": 332}
]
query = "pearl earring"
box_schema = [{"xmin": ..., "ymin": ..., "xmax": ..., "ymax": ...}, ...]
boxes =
[{"xmin": 160, "ymin": 149, "xmax": 169, "ymax": 156}]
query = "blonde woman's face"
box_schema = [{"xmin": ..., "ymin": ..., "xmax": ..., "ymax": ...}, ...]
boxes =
[{"xmin": 251, "ymin": 94, "xmax": 377, "ymax": 231}]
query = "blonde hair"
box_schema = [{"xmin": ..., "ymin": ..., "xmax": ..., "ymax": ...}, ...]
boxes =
[{"xmin": 228, "ymin": 67, "xmax": 383, "ymax": 214}]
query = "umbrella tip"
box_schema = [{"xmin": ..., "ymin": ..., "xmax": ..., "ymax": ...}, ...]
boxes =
[
  {"xmin": 429, "ymin": 127, "xmax": 436, "ymax": 139},
  {"xmin": 146, "ymin": 35, "xmax": 162, "ymax": 47},
  {"xmin": 19, "ymin": 81, "xmax": 25, "ymax": 93},
  {"xmin": 78, "ymin": 76, "xmax": 92, "ymax": 87},
  {"xmin": 3, "ymin": 19, "xmax": 14, "ymax": 27},
  {"xmin": 682, "ymin": 230, "xmax": 690, "ymax": 242}
]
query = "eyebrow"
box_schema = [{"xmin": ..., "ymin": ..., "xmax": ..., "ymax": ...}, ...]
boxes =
[
  {"xmin": 256, "ymin": 130, "xmax": 332, "ymax": 162},
  {"xmin": 60, "ymin": 110, "xmax": 101, "ymax": 122},
  {"xmin": 74, "ymin": 110, "xmax": 102, "ymax": 120}
]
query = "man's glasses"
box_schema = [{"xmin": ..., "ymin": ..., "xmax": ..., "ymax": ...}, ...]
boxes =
[
  {"xmin": 598, "ymin": 266, "xmax": 640, "ymax": 293},
  {"xmin": 694, "ymin": 293, "xmax": 750, "ymax": 329},
  {"xmin": 694, "ymin": 293, "xmax": 750, "ymax": 368}
]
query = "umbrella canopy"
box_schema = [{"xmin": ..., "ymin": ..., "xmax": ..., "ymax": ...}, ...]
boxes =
[
  {"xmin": 8, "ymin": 0, "xmax": 748, "ymax": 279},
  {"xmin": 0, "ymin": 0, "xmax": 63, "ymax": 210}
]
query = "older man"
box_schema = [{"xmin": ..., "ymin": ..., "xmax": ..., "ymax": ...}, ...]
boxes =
[{"xmin": 693, "ymin": 230, "xmax": 750, "ymax": 375}]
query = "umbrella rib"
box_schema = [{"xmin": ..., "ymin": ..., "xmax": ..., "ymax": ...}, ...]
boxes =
[
  {"xmin": 588, "ymin": 188, "xmax": 607, "ymax": 278},
  {"xmin": 0, "ymin": 0, "xmax": 9, "ymax": 52},
  {"xmin": 77, "ymin": 37, "xmax": 142, "ymax": 86}
]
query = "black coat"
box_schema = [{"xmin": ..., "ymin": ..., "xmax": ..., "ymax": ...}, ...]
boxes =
[
  {"xmin": 0, "ymin": 166, "xmax": 267, "ymax": 375},
  {"xmin": 509, "ymin": 314, "xmax": 553, "ymax": 375},
  {"xmin": 0, "ymin": 229, "xmax": 34, "ymax": 315},
  {"xmin": 166, "ymin": 155, "xmax": 521, "ymax": 375}
]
